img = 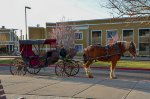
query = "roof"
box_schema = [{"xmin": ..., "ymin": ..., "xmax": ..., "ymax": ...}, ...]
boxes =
[
  {"xmin": 46, "ymin": 16, "xmax": 150, "ymax": 26},
  {"xmin": 19, "ymin": 39, "xmax": 56, "ymax": 45}
]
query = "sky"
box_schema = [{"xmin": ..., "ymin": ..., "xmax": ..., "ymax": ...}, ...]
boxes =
[{"xmin": 0, "ymin": 0, "xmax": 111, "ymax": 36}]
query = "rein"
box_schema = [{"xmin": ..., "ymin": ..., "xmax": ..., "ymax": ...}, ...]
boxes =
[{"xmin": 87, "ymin": 43, "xmax": 122, "ymax": 61}]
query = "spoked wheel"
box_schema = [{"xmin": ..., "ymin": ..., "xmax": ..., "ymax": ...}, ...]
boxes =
[
  {"xmin": 64, "ymin": 60, "xmax": 80, "ymax": 76},
  {"xmin": 26, "ymin": 66, "xmax": 41, "ymax": 74},
  {"xmin": 10, "ymin": 58, "xmax": 27, "ymax": 75},
  {"xmin": 26, "ymin": 58, "xmax": 41, "ymax": 74},
  {"xmin": 55, "ymin": 61, "xmax": 67, "ymax": 77}
]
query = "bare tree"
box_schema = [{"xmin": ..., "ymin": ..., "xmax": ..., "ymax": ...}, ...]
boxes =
[
  {"xmin": 49, "ymin": 19, "xmax": 76, "ymax": 49},
  {"xmin": 104, "ymin": 0, "xmax": 150, "ymax": 17}
]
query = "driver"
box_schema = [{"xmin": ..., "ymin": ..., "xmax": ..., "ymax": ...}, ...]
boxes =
[{"xmin": 59, "ymin": 45, "xmax": 67, "ymax": 60}]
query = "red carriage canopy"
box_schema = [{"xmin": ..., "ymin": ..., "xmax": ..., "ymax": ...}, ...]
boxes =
[{"xmin": 19, "ymin": 39, "xmax": 57, "ymax": 57}]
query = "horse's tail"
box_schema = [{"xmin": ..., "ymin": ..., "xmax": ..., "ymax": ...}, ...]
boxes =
[{"xmin": 83, "ymin": 48, "xmax": 88, "ymax": 64}]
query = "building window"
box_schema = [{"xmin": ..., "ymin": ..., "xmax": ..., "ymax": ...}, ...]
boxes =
[
  {"xmin": 74, "ymin": 44, "xmax": 83, "ymax": 52},
  {"xmin": 106, "ymin": 30, "xmax": 118, "ymax": 45},
  {"xmin": 75, "ymin": 32, "xmax": 83, "ymax": 40},
  {"xmin": 91, "ymin": 30, "xmax": 102, "ymax": 45},
  {"xmin": 123, "ymin": 30, "xmax": 133, "ymax": 42},
  {"xmin": 139, "ymin": 29, "xmax": 150, "ymax": 56}
]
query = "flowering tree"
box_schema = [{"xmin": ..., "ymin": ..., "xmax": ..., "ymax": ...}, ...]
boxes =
[{"xmin": 49, "ymin": 20, "xmax": 76, "ymax": 49}]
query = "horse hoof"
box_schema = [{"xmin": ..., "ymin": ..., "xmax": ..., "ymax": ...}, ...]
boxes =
[
  {"xmin": 113, "ymin": 77, "xmax": 117, "ymax": 79},
  {"xmin": 88, "ymin": 75, "xmax": 94, "ymax": 78},
  {"xmin": 110, "ymin": 77, "xmax": 117, "ymax": 79}
]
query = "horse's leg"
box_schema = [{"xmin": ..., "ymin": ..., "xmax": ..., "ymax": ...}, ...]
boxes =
[
  {"xmin": 110, "ymin": 61, "xmax": 117, "ymax": 79},
  {"xmin": 83, "ymin": 60, "xmax": 93, "ymax": 78}
]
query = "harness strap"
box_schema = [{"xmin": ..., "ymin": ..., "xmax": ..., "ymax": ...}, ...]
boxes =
[
  {"xmin": 104, "ymin": 43, "xmax": 122, "ymax": 58},
  {"xmin": 114, "ymin": 43, "xmax": 125, "ymax": 57},
  {"xmin": 105, "ymin": 45, "xmax": 109, "ymax": 57},
  {"xmin": 114, "ymin": 43, "xmax": 120, "ymax": 53}
]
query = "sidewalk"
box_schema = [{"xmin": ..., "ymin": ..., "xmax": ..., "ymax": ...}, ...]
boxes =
[
  {"xmin": 0, "ymin": 67, "xmax": 150, "ymax": 99},
  {"xmin": 1, "ymin": 75, "xmax": 150, "ymax": 99}
]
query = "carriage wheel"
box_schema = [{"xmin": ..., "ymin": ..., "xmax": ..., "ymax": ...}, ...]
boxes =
[
  {"xmin": 26, "ymin": 58, "xmax": 41, "ymax": 74},
  {"xmin": 55, "ymin": 61, "xmax": 67, "ymax": 77},
  {"xmin": 64, "ymin": 60, "xmax": 80, "ymax": 76},
  {"xmin": 10, "ymin": 58, "xmax": 27, "ymax": 75},
  {"xmin": 26, "ymin": 66, "xmax": 41, "ymax": 74}
]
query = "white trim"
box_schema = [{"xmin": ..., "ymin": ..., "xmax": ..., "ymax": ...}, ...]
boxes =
[
  {"xmin": 74, "ymin": 26, "xmax": 89, "ymax": 30},
  {"xmin": 138, "ymin": 28, "xmax": 150, "ymax": 30},
  {"xmin": 87, "ymin": 25, "xmax": 90, "ymax": 47},
  {"xmin": 74, "ymin": 32, "xmax": 83, "ymax": 40},
  {"xmin": 46, "ymin": 21, "xmax": 150, "ymax": 28},
  {"xmin": 0, "ymin": 44, "xmax": 14, "ymax": 45},
  {"xmin": 138, "ymin": 28, "xmax": 150, "ymax": 55},
  {"xmin": 91, "ymin": 30, "xmax": 102, "ymax": 45},
  {"xmin": 0, "ymin": 32, "xmax": 11, "ymax": 34},
  {"xmin": 74, "ymin": 44, "xmax": 83, "ymax": 52},
  {"xmin": 46, "ymin": 16, "xmax": 149, "ymax": 23}
]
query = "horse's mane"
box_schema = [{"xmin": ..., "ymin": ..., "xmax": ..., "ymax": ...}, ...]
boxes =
[{"xmin": 116, "ymin": 41, "xmax": 132, "ymax": 50}]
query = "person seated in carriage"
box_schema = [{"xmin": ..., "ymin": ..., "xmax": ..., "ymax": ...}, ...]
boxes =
[
  {"xmin": 59, "ymin": 45, "xmax": 77, "ymax": 60},
  {"xmin": 59, "ymin": 45, "xmax": 67, "ymax": 60}
]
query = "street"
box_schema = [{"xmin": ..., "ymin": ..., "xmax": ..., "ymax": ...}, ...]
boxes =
[{"xmin": 0, "ymin": 65, "xmax": 150, "ymax": 99}]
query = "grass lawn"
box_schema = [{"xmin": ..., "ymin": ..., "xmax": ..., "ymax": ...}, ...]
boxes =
[
  {"xmin": 91, "ymin": 60, "xmax": 150, "ymax": 69},
  {"xmin": 0, "ymin": 59, "xmax": 150, "ymax": 69},
  {"xmin": 0, "ymin": 59, "xmax": 13, "ymax": 64}
]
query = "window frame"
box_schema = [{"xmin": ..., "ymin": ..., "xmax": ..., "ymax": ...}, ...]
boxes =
[
  {"xmin": 138, "ymin": 28, "xmax": 150, "ymax": 56},
  {"xmin": 91, "ymin": 30, "xmax": 102, "ymax": 45},
  {"xmin": 74, "ymin": 44, "xmax": 83, "ymax": 52},
  {"xmin": 74, "ymin": 32, "xmax": 83, "ymax": 40},
  {"xmin": 122, "ymin": 29, "xmax": 134, "ymax": 42}
]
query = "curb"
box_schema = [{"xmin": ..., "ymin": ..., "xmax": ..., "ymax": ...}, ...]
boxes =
[
  {"xmin": 0, "ymin": 64, "xmax": 10, "ymax": 66},
  {"xmin": 88, "ymin": 66, "xmax": 150, "ymax": 71},
  {"xmin": 1, "ymin": 64, "xmax": 150, "ymax": 71}
]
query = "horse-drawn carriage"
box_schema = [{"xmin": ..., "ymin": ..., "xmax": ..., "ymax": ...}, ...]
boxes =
[
  {"xmin": 9, "ymin": 38, "xmax": 137, "ymax": 79},
  {"xmin": 10, "ymin": 39, "xmax": 80, "ymax": 76}
]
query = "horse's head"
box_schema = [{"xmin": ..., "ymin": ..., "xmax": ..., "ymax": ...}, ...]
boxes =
[{"xmin": 128, "ymin": 41, "xmax": 137, "ymax": 57}]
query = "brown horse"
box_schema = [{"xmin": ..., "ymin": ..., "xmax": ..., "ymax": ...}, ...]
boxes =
[{"xmin": 83, "ymin": 41, "xmax": 136, "ymax": 79}]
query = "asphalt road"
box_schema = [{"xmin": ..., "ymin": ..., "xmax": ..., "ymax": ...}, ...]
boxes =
[{"xmin": 0, "ymin": 65, "xmax": 150, "ymax": 80}]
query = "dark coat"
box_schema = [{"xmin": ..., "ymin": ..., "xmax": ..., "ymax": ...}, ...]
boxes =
[{"xmin": 59, "ymin": 48, "xmax": 67, "ymax": 58}]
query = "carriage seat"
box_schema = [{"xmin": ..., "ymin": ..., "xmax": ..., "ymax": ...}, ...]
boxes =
[
  {"xmin": 45, "ymin": 51, "xmax": 59, "ymax": 65},
  {"xmin": 46, "ymin": 51, "xmax": 53, "ymax": 58}
]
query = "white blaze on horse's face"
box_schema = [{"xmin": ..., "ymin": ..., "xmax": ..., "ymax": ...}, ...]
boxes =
[{"xmin": 124, "ymin": 41, "xmax": 130, "ymax": 50}]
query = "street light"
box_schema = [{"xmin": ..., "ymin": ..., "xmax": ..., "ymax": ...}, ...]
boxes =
[{"xmin": 25, "ymin": 6, "xmax": 31, "ymax": 40}]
